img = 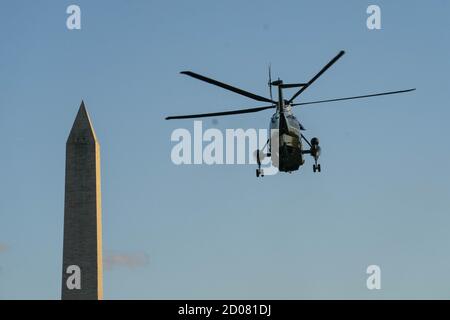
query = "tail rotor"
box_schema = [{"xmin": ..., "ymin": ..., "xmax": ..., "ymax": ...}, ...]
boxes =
[{"xmin": 268, "ymin": 64, "xmax": 273, "ymax": 102}]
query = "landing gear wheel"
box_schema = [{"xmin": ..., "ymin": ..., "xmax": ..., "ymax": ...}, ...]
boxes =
[
  {"xmin": 313, "ymin": 164, "xmax": 321, "ymax": 173},
  {"xmin": 256, "ymin": 169, "xmax": 260, "ymax": 177},
  {"xmin": 317, "ymin": 164, "xmax": 321, "ymax": 172},
  {"xmin": 313, "ymin": 164, "xmax": 316, "ymax": 172},
  {"xmin": 256, "ymin": 169, "xmax": 264, "ymax": 177}
]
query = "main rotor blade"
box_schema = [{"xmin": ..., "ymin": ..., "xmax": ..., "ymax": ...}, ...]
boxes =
[
  {"xmin": 291, "ymin": 88, "xmax": 416, "ymax": 107},
  {"xmin": 165, "ymin": 105, "xmax": 275, "ymax": 120},
  {"xmin": 280, "ymin": 83, "xmax": 307, "ymax": 89},
  {"xmin": 288, "ymin": 50, "xmax": 346, "ymax": 104},
  {"xmin": 301, "ymin": 134, "xmax": 312, "ymax": 148},
  {"xmin": 181, "ymin": 71, "xmax": 275, "ymax": 104}
]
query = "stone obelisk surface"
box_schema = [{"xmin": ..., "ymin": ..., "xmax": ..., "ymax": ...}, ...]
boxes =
[{"xmin": 62, "ymin": 101, "xmax": 103, "ymax": 300}]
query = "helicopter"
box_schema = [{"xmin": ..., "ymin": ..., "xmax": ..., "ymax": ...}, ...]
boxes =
[{"xmin": 166, "ymin": 50, "xmax": 415, "ymax": 177}]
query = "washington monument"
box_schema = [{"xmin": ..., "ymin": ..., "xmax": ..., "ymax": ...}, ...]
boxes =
[{"xmin": 62, "ymin": 101, "xmax": 103, "ymax": 300}]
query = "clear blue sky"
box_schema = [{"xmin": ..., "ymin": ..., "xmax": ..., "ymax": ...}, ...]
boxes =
[{"xmin": 1, "ymin": 1, "xmax": 449, "ymax": 299}]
